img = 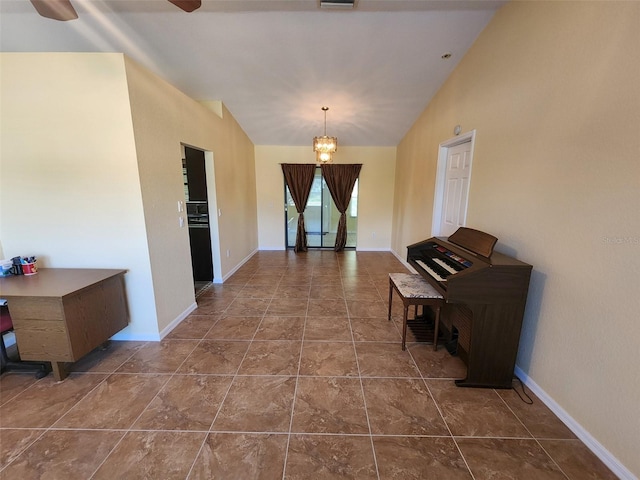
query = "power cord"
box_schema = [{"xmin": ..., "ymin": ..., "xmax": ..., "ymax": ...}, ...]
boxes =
[{"xmin": 512, "ymin": 375, "xmax": 533, "ymax": 404}]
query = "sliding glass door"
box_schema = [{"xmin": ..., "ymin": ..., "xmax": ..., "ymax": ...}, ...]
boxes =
[{"xmin": 285, "ymin": 167, "xmax": 358, "ymax": 249}]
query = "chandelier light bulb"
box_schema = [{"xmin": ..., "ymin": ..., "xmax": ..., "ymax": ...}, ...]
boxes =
[{"xmin": 312, "ymin": 107, "xmax": 337, "ymax": 164}]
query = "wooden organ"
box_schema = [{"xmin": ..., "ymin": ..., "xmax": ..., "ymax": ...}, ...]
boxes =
[{"xmin": 407, "ymin": 227, "xmax": 532, "ymax": 388}]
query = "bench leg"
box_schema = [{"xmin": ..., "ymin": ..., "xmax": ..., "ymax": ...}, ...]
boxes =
[
  {"xmin": 433, "ymin": 305, "xmax": 441, "ymax": 351},
  {"xmin": 388, "ymin": 280, "xmax": 393, "ymax": 321},
  {"xmin": 402, "ymin": 305, "xmax": 409, "ymax": 351}
]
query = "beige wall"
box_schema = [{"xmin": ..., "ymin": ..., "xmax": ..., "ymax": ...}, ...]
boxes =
[
  {"xmin": 0, "ymin": 53, "xmax": 258, "ymax": 339},
  {"xmin": 393, "ymin": 2, "xmax": 640, "ymax": 476},
  {"xmin": 124, "ymin": 57, "xmax": 257, "ymax": 333},
  {"xmin": 0, "ymin": 53, "xmax": 158, "ymax": 339},
  {"xmin": 255, "ymin": 146, "xmax": 396, "ymax": 251}
]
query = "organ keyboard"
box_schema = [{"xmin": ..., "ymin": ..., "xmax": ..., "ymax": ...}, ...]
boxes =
[
  {"xmin": 407, "ymin": 227, "xmax": 532, "ymax": 388},
  {"xmin": 415, "ymin": 259, "xmax": 448, "ymax": 282}
]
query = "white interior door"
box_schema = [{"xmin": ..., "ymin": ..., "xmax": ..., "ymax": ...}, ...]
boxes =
[{"xmin": 439, "ymin": 141, "xmax": 472, "ymax": 237}]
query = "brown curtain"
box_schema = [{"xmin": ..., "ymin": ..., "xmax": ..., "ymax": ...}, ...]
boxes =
[
  {"xmin": 281, "ymin": 163, "xmax": 316, "ymax": 252},
  {"xmin": 320, "ymin": 164, "xmax": 362, "ymax": 252}
]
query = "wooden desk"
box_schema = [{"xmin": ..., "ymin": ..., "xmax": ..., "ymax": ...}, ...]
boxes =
[{"xmin": 0, "ymin": 268, "xmax": 129, "ymax": 381}]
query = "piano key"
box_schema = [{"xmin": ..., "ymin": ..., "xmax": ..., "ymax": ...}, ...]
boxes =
[
  {"xmin": 416, "ymin": 260, "xmax": 448, "ymax": 282},
  {"xmin": 433, "ymin": 258, "xmax": 460, "ymax": 274}
]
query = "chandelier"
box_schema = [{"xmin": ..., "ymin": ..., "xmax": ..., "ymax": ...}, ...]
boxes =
[{"xmin": 313, "ymin": 106, "xmax": 337, "ymax": 164}]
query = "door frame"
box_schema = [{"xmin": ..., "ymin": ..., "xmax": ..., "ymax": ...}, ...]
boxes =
[
  {"xmin": 182, "ymin": 144, "xmax": 222, "ymax": 284},
  {"xmin": 203, "ymin": 150, "xmax": 223, "ymax": 283},
  {"xmin": 431, "ymin": 129, "xmax": 476, "ymax": 236}
]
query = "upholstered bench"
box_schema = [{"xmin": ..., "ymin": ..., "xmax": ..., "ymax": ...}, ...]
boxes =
[{"xmin": 388, "ymin": 273, "xmax": 444, "ymax": 351}]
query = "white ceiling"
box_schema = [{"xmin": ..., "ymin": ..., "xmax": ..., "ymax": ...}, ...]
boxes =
[{"xmin": 0, "ymin": 0, "xmax": 503, "ymax": 146}]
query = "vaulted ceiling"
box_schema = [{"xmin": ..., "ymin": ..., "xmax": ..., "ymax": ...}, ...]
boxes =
[{"xmin": 0, "ymin": 0, "xmax": 504, "ymax": 146}]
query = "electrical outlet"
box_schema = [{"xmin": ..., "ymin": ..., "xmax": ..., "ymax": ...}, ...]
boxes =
[{"xmin": 226, "ymin": 249, "xmax": 230, "ymax": 257}]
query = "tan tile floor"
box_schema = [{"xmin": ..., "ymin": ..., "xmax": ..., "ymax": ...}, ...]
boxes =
[{"xmin": 0, "ymin": 251, "xmax": 618, "ymax": 479}]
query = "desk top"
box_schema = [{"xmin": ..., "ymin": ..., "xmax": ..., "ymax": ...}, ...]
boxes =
[{"xmin": 0, "ymin": 268, "xmax": 126, "ymax": 298}]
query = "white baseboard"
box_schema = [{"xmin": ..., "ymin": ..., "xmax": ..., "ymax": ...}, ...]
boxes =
[
  {"xmin": 112, "ymin": 249, "xmax": 259, "ymax": 341},
  {"xmin": 220, "ymin": 248, "xmax": 258, "ymax": 283},
  {"xmin": 514, "ymin": 366, "xmax": 635, "ymax": 480},
  {"xmin": 158, "ymin": 302, "xmax": 198, "ymax": 340},
  {"xmin": 391, "ymin": 245, "xmax": 634, "ymax": 478},
  {"xmin": 109, "ymin": 302, "xmax": 198, "ymax": 342},
  {"xmin": 391, "ymin": 249, "xmax": 418, "ymax": 273},
  {"xmin": 109, "ymin": 330, "xmax": 161, "ymax": 342}
]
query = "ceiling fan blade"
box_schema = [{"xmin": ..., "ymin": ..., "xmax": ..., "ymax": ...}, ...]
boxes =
[
  {"xmin": 167, "ymin": 0, "xmax": 202, "ymax": 13},
  {"xmin": 30, "ymin": 0, "xmax": 78, "ymax": 21}
]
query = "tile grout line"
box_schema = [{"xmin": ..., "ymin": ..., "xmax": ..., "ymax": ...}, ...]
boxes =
[
  {"xmin": 344, "ymin": 267, "xmax": 382, "ymax": 480},
  {"xmin": 280, "ymin": 274, "xmax": 310, "ymax": 480},
  {"xmin": 0, "ymin": 427, "xmax": 48, "ymax": 474},
  {"xmin": 185, "ymin": 269, "xmax": 286, "ymax": 479},
  {"xmin": 183, "ymin": 277, "xmax": 250, "ymax": 480},
  {"xmin": 391, "ymin": 267, "xmax": 478, "ymax": 479},
  {"xmin": 411, "ymin": 353, "xmax": 478, "ymax": 480},
  {"xmin": 0, "ymin": 371, "xmax": 48, "ymax": 407},
  {"xmin": 83, "ymin": 342, "xmax": 176, "ymax": 479},
  {"xmin": 0, "ymin": 357, "xmax": 119, "ymax": 474},
  {"xmin": 494, "ymin": 388, "xmax": 572, "ymax": 480},
  {"xmin": 88, "ymin": 311, "xmax": 222, "ymax": 479},
  {"xmin": 46, "ymin": 343, "xmax": 146, "ymax": 434}
]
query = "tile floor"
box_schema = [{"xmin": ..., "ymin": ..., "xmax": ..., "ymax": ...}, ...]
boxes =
[{"xmin": 0, "ymin": 251, "xmax": 617, "ymax": 479}]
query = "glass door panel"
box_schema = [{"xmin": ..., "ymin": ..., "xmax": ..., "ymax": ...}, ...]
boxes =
[
  {"xmin": 346, "ymin": 179, "xmax": 358, "ymax": 247},
  {"xmin": 285, "ymin": 167, "xmax": 358, "ymax": 249},
  {"xmin": 305, "ymin": 170, "xmax": 323, "ymax": 247},
  {"xmin": 285, "ymin": 193, "xmax": 298, "ymax": 249}
]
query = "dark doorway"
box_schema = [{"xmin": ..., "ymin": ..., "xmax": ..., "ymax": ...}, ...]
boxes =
[{"xmin": 183, "ymin": 146, "xmax": 213, "ymax": 286}]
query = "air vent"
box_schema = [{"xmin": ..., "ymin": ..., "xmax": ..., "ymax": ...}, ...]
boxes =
[{"xmin": 320, "ymin": 0, "xmax": 355, "ymax": 9}]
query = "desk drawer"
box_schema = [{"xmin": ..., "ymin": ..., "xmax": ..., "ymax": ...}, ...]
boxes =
[
  {"xmin": 14, "ymin": 321, "xmax": 72, "ymax": 361},
  {"xmin": 7, "ymin": 297, "xmax": 65, "ymax": 322}
]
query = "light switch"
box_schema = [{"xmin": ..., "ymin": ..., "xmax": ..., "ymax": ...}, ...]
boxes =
[
  {"xmin": 177, "ymin": 201, "xmax": 184, "ymax": 213},
  {"xmin": 179, "ymin": 216, "xmax": 185, "ymax": 228}
]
